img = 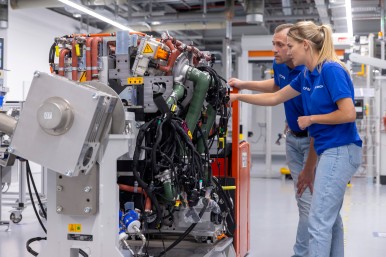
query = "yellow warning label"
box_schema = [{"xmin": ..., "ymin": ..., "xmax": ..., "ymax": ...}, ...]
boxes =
[
  {"xmin": 79, "ymin": 71, "xmax": 87, "ymax": 82},
  {"xmin": 143, "ymin": 43, "xmax": 154, "ymax": 54},
  {"xmin": 68, "ymin": 224, "xmax": 82, "ymax": 233},
  {"xmin": 127, "ymin": 77, "xmax": 144, "ymax": 85}
]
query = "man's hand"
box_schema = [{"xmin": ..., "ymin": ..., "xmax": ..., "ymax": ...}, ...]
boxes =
[
  {"xmin": 297, "ymin": 116, "xmax": 313, "ymax": 130},
  {"xmin": 297, "ymin": 168, "xmax": 315, "ymax": 197},
  {"xmin": 228, "ymin": 78, "xmax": 244, "ymax": 89}
]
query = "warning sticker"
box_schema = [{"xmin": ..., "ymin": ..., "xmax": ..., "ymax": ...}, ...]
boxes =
[
  {"xmin": 79, "ymin": 71, "xmax": 87, "ymax": 82},
  {"xmin": 143, "ymin": 43, "xmax": 154, "ymax": 54},
  {"xmin": 127, "ymin": 77, "xmax": 144, "ymax": 85},
  {"xmin": 68, "ymin": 224, "xmax": 82, "ymax": 233}
]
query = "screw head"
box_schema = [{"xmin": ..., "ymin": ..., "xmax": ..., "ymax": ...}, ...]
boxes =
[
  {"xmin": 84, "ymin": 186, "xmax": 92, "ymax": 193},
  {"xmin": 56, "ymin": 206, "xmax": 63, "ymax": 213},
  {"xmin": 92, "ymin": 93, "xmax": 98, "ymax": 99},
  {"xmin": 65, "ymin": 170, "xmax": 73, "ymax": 177},
  {"xmin": 7, "ymin": 147, "xmax": 14, "ymax": 153},
  {"xmin": 34, "ymin": 71, "xmax": 40, "ymax": 78},
  {"xmin": 57, "ymin": 185, "xmax": 63, "ymax": 192},
  {"xmin": 84, "ymin": 207, "xmax": 92, "ymax": 213}
]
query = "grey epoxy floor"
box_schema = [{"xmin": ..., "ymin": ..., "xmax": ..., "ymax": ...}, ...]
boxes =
[{"xmin": 1, "ymin": 174, "xmax": 386, "ymax": 256}]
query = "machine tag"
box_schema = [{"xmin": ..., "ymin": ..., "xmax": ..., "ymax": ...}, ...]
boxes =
[
  {"xmin": 143, "ymin": 43, "xmax": 154, "ymax": 54},
  {"xmin": 67, "ymin": 234, "xmax": 93, "ymax": 241},
  {"xmin": 127, "ymin": 77, "xmax": 144, "ymax": 85},
  {"xmin": 68, "ymin": 224, "xmax": 82, "ymax": 233}
]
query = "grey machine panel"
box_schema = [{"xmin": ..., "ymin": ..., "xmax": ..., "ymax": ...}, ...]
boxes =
[
  {"xmin": 56, "ymin": 164, "xmax": 99, "ymax": 216},
  {"xmin": 10, "ymin": 72, "xmax": 117, "ymax": 177}
]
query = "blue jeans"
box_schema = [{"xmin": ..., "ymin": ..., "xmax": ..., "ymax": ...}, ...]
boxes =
[
  {"xmin": 308, "ymin": 144, "xmax": 362, "ymax": 257},
  {"xmin": 286, "ymin": 133, "xmax": 313, "ymax": 257}
]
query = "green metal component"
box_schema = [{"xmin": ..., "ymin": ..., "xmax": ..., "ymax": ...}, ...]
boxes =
[
  {"xmin": 185, "ymin": 67, "xmax": 211, "ymax": 133},
  {"xmin": 166, "ymin": 82, "xmax": 185, "ymax": 109},
  {"xmin": 197, "ymin": 104, "xmax": 216, "ymax": 154},
  {"xmin": 163, "ymin": 181, "xmax": 174, "ymax": 202}
]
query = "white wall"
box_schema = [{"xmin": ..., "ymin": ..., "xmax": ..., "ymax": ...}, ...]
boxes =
[{"xmin": 4, "ymin": 7, "xmax": 98, "ymax": 100}]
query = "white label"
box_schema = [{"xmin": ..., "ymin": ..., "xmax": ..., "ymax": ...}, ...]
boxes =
[
  {"xmin": 44, "ymin": 112, "xmax": 53, "ymax": 120},
  {"xmin": 242, "ymin": 152, "xmax": 248, "ymax": 168}
]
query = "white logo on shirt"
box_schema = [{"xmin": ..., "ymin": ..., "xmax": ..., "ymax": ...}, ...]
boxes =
[
  {"xmin": 279, "ymin": 74, "xmax": 286, "ymax": 80},
  {"xmin": 315, "ymin": 85, "xmax": 324, "ymax": 89},
  {"xmin": 303, "ymin": 86, "xmax": 311, "ymax": 91}
]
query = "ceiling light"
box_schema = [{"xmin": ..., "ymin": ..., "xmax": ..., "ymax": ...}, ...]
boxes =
[
  {"xmin": 58, "ymin": 0, "xmax": 134, "ymax": 31},
  {"xmin": 345, "ymin": 0, "xmax": 353, "ymax": 36}
]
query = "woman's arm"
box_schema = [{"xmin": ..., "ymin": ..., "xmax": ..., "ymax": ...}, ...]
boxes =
[
  {"xmin": 229, "ymin": 85, "xmax": 300, "ymax": 106},
  {"xmin": 297, "ymin": 98, "xmax": 356, "ymax": 129},
  {"xmin": 228, "ymin": 78, "xmax": 280, "ymax": 93}
]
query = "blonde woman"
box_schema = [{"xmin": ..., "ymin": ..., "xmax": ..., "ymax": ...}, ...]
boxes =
[{"xmin": 231, "ymin": 21, "xmax": 362, "ymax": 257}]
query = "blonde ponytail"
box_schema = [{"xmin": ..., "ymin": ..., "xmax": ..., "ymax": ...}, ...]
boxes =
[{"xmin": 288, "ymin": 21, "xmax": 348, "ymax": 73}]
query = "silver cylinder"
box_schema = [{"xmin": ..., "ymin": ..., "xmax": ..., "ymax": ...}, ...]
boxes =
[
  {"xmin": 0, "ymin": 113, "xmax": 17, "ymax": 136},
  {"xmin": 10, "ymin": 0, "xmax": 64, "ymax": 9}
]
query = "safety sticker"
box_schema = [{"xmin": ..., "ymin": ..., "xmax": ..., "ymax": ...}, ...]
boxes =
[
  {"xmin": 143, "ymin": 43, "xmax": 154, "ymax": 54},
  {"xmin": 127, "ymin": 77, "xmax": 144, "ymax": 85},
  {"xmin": 68, "ymin": 224, "xmax": 82, "ymax": 233},
  {"xmin": 79, "ymin": 71, "xmax": 87, "ymax": 82}
]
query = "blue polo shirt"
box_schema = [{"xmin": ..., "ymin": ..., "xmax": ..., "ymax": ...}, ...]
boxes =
[
  {"xmin": 290, "ymin": 61, "xmax": 362, "ymax": 155},
  {"xmin": 273, "ymin": 61, "xmax": 305, "ymax": 132}
]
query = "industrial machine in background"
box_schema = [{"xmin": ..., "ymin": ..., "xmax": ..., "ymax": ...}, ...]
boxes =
[{"xmin": 0, "ymin": 30, "xmax": 250, "ymax": 257}]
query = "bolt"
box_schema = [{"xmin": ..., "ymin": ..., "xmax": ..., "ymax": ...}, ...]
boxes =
[
  {"xmin": 84, "ymin": 207, "xmax": 92, "ymax": 213},
  {"xmin": 92, "ymin": 93, "xmax": 98, "ymax": 99},
  {"xmin": 57, "ymin": 185, "xmax": 63, "ymax": 192},
  {"xmin": 65, "ymin": 170, "xmax": 73, "ymax": 177},
  {"xmin": 84, "ymin": 186, "xmax": 92, "ymax": 193},
  {"xmin": 33, "ymin": 71, "xmax": 40, "ymax": 78},
  {"xmin": 56, "ymin": 206, "xmax": 63, "ymax": 213},
  {"xmin": 7, "ymin": 147, "xmax": 14, "ymax": 153}
]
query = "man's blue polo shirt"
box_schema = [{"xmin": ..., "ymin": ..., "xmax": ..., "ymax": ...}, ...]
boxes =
[{"xmin": 273, "ymin": 61, "xmax": 305, "ymax": 132}]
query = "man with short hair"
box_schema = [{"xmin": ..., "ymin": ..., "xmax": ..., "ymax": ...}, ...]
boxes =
[{"xmin": 228, "ymin": 24, "xmax": 316, "ymax": 257}]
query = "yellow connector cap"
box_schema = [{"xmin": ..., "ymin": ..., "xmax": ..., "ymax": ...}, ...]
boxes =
[
  {"xmin": 75, "ymin": 43, "xmax": 81, "ymax": 57},
  {"xmin": 156, "ymin": 47, "xmax": 169, "ymax": 60},
  {"xmin": 55, "ymin": 45, "xmax": 60, "ymax": 57}
]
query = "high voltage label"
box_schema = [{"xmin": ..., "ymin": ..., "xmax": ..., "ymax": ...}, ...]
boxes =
[
  {"xmin": 68, "ymin": 224, "xmax": 82, "ymax": 233},
  {"xmin": 127, "ymin": 77, "xmax": 144, "ymax": 85},
  {"xmin": 143, "ymin": 44, "xmax": 154, "ymax": 54}
]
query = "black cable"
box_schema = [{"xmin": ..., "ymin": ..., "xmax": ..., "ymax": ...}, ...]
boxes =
[
  {"xmin": 26, "ymin": 161, "xmax": 47, "ymax": 219},
  {"xmin": 212, "ymin": 176, "xmax": 235, "ymax": 232},
  {"xmin": 26, "ymin": 237, "xmax": 47, "ymax": 256},
  {"xmin": 156, "ymin": 199, "xmax": 208, "ymax": 257},
  {"xmin": 79, "ymin": 249, "xmax": 88, "ymax": 257},
  {"xmin": 133, "ymin": 119, "xmax": 163, "ymax": 227},
  {"xmin": 26, "ymin": 160, "xmax": 47, "ymax": 234},
  {"xmin": 48, "ymin": 42, "xmax": 56, "ymax": 64}
]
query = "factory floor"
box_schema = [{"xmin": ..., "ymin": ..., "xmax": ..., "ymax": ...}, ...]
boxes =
[{"xmin": 1, "ymin": 161, "xmax": 386, "ymax": 257}]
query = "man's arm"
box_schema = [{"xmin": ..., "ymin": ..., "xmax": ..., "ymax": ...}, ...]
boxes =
[
  {"xmin": 297, "ymin": 137, "xmax": 317, "ymax": 196},
  {"xmin": 229, "ymin": 84, "xmax": 300, "ymax": 106},
  {"xmin": 228, "ymin": 78, "xmax": 279, "ymax": 93}
]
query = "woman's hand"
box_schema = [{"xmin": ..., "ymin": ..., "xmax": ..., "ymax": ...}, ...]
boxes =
[
  {"xmin": 297, "ymin": 116, "xmax": 313, "ymax": 130},
  {"xmin": 229, "ymin": 93, "xmax": 238, "ymax": 103}
]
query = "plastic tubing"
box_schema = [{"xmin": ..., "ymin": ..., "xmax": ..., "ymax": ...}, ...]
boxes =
[
  {"xmin": 91, "ymin": 37, "xmax": 102, "ymax": 80},
  {"xmin": 58, "ymin": 48, "xmax": 70, "ymax": 76},
  {"xmin": 85, "ymin": 37, "xmax": 94, "ymax": 81},
  {"xmin": 118, "ymin": 184, "xmax": 152, "ymax": 212},
  {"xmin": 71, "ymin": 40, "xmax": 78, "ymax": 81}
]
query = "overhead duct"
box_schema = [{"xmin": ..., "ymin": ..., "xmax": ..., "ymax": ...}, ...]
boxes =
[
  {"xmin": 244, "ymin": 0, "xmax": 265, "ymax": 24},
  {"xmin": 10, "ymin": 0, "xmax": 64, "ymax": 9},
  {"xmin": 80, "ymin": 0, "xmax": 115, "ymax": 5}
]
